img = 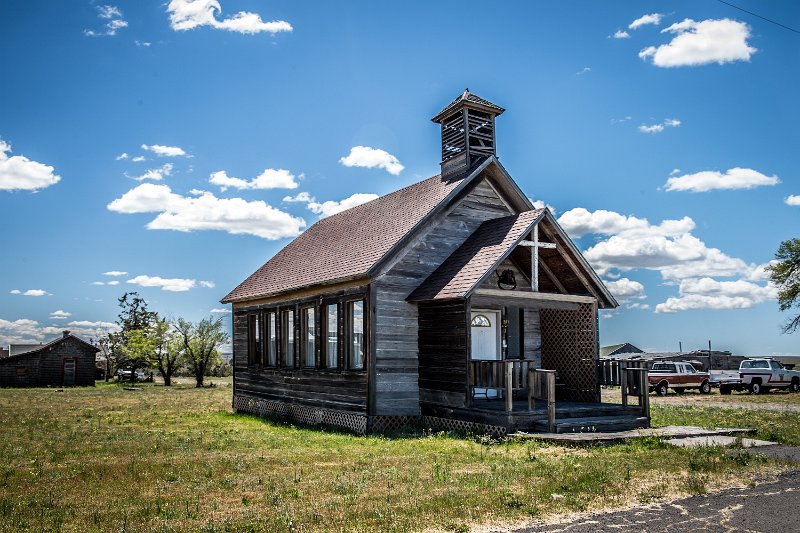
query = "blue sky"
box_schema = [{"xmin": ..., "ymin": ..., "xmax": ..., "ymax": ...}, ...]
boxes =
[{"xmin": 1, "ymin": 1, "xmax": 798, "ymax": 355}]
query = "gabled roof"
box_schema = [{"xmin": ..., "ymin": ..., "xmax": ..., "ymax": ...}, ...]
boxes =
[
  {"xmin": 432, "ymin": 89, "xmax": 505, "ymax": 123},
  {"xmin": 0, "ymin": 333, "xmax": 99, "ymax": 364},
  {"xmin": 600, "ymin": 343, "xmax": 644, "ymax": 358},
  {"xmin": 222, "ymin": 173, "xmax": 469, "ymax": 303},
  {"xmin": 408, "ymin": 210, "xmax": 544, "ymax": 301}
]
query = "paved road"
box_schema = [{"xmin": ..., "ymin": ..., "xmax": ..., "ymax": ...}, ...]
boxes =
[{"xmin": 510, "ymin": 469, "xmax": 800, "ymax": 532}]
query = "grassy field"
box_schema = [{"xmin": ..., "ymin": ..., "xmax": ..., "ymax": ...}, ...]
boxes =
[
  {"xmin": 603, "ymin": 386, "xmax": 800, "ymax": 407},
  {"xmin": 0, "ymin": 383, "xmax": 793, "ymax": 533}
]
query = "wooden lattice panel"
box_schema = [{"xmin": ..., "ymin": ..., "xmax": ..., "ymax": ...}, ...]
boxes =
[
  {"xmin": 369, "ymin": 416, "xmax": 419, "ymax": 433},
  {"xmin": 234, "ymin": 394, "xmax": 368, "ymax": 434},
  {"xmin": 421, "ymin": 416, "xmax": 507, "ymax": 437},
  {"xmin": 540, "ymin": 303, "xmax": 598, "ymax": 402}
]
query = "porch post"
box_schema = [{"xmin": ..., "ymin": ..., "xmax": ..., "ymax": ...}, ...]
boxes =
[{"xmin": 505, "ymin": 361, "xmax": 513, "ymax": 412}]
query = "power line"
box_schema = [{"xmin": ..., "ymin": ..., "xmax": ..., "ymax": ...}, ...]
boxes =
[{"xmin": 716, "ymin": 0, "xmax": 800, "ymax": 34}]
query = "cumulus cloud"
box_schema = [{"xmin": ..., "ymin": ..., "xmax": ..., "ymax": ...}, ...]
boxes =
[
  {"xmin": 128, "ymin": 163, "xmax": 174, "ymax": 182},
  {"xmin": 613, "ymin": 30, "xmax": 630, "ymax": 39},
  {"xmin": 50, "ymin": 310, "xmax": 71, "ymax": 319},
  {"xmin": 0, "ymin": 317, "xmax": 119, "ymax": 345},
  {"xmin": 127, "ymin": 275, "xmax": 196, "ymax": 292},
  {"xmin": 0, "ymin": 140, "xmax": 61, "ymax": 192},
  {"xmin": 132, "ymin": 156, "xmax": 145, "ymax": 162},
  {"xmin": 209, "ymin": 169, "xmax": 299, "ymax": 191},
  {"xmin": 84, "ymin": 5, "xmax": 128, "ymax": 37},
  {"xmin": 639, "ymin": 18, "xmax": 756, "ymax": 67},
  {"xmin": 664, "ymin": 167, "xmax": 780, "ymax": 192},
  {"xmin": 785, "ymin": 195, "xmax": 800, "ymax": 206},
  {"xmin": 655, "ymin": 278, "xmax": 776, "ymax": 313},
  {"xmin": 103, "ymin": 271, "xmax": 128, "ymax": 277},
  {"xmin": 141, "ymin": 144, "xmax": 187, "ymax": 157},
  {"xmin": 116, "ymin": 153, "xmax": 129, "ymax": 160},
  {"xmin": 340, "ymin": 146, "xmax": 404, "ymax": 175},
  {"xmin": 210, "ymin": 308, "xmax": 231, "ymax": 313},
  {"xmin": 199, "ymin": 280, "xmax": 215, "ymax": 288},
  {"xmin": 308, "ymin": 193, "xmax": 379, "ymax": 218},
  {"xmin": 283, "ymin": 191, "xmax": 314, "ymax": 203},
  {"xmin": 107, "ymin": 183, "xmax": 305, "ymax": 239},
  {"xmin": 167, "ymin": 0, "xmax": 292, "ymax": 35},
  {"xmin": 639, "ymin": 118, "xmax": 680, "ymax": 134},
  {"xmin": 10, "ymin": 289, "xmax": 48, "ymax": 296},
  {"xmin": 605, "ymin": 278, "xmax": 646, "ymax": 305},
  {"xmin": 629, "ymin": 13, "xmax": 663, "ymax": 30}
]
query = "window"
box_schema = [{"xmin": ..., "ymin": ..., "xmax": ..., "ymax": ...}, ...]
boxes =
[
  {"xmin": 267, "ymin": 312, "xmax": 277, "ymax": 367},
  {"xmin": 302, "ymin": 307, "xmax": 316, "ymax": 368},
  {"xmin": 471, "ymin": 314, "xmax": 491, "ymax": 327},
  {"xmin": 771, "ymin": 360, "xmax": 784, "ymax": 371},
  {"xmin": 247, "ymin": 314, "xmax": 261, "ymax": 366},
  {"xmin": 348, "ymin": 300, "xmax": 364, "ymax": 370},
  {"xmin": 327, "ymin": 304, "xmax": 338, "ymax": 369},
  {"xmin": 16, "ymin": 366, "xmax": 28, "ymax": 377},
  {"xmin": 652, "ymin": 363, "xmax": 676, "ymax": 373},
  {"xmin": 282, "ymin": 309, "xmax": 295, "ymax": 368}
]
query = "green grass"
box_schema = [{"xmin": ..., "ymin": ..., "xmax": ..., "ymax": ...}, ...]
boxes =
[{"xmin": 0, "ymin": 382, "xmax": 788, "ymax": 532}]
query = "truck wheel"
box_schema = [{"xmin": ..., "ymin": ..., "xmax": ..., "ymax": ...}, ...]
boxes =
[
  {"xmin": 700, "ymin": 381, "xmax": 711, "ymax": 394},
  {"xmin": 656, "ymin": 382, "xmax": 669, "ymax": 397},
  {"xmin": 719, "ymin": 385, "xmax": 732, "ymax": 395},
  {"xmin": 750, "ymin": 381, "xmax": 762, "ymax": 395},
  {"xmin": 790, "ymin": 379, "xmax": 800, "ymax": 393}
]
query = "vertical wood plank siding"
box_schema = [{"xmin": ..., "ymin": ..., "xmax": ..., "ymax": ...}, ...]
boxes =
[
  {"xmin": 373, "ymin": 177, "xmax": 512, "ymax": 415},
  {"xmin": 0, "ymin": 337, "xmax": 96, "ymax": 387},
  {"xmin": 418, "ymin": 299, "xmax": 468, "ymax": 407}
]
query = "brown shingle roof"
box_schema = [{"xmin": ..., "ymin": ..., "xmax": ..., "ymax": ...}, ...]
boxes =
[
  {"xmin": 221, "ymin": 174, "xmax": 466, "ymax": 303},
  {"xmin": 408, "ymin": 209, "xmax": 544, "ymax": 301},
  {"xmin": 432, "ymin": 89, "xmax": 506, "ymax": 123}
]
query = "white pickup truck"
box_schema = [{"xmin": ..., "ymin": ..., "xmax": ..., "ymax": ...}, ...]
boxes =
[{"xmin": 716, "ymin": 358, "xmax": 800, "ymax": 395}]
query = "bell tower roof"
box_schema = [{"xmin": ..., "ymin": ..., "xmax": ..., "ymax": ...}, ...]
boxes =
[{"xmin": 431, "ymin": 88, "xmax": 505, "ymax": 124}]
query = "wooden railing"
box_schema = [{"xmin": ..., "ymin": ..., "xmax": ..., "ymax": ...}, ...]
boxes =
[
  {"xmin": 597, "ymin": 358, "xmax": 648, "ymax": 386},
  {"xmin": 468, "ymin": 360, "xmax": 556, "ymax": 432},
  {"xmin": 621, "ymin": 367, "xmax": 650, "ymax": 420}
]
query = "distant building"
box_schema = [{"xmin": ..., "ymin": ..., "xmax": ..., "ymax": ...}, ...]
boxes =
[
  {"xmin": 0, "ymin": 331, "xmax": 99, "ymax": 387},
  {"xmin": 600, "ymin": 343, "xmax": 643, "ymax": 358},
  {"xmin": 604, "ymin": 350, "xmax": 743, "ymax": 372},
  {"xmin": 0, "ymin": 347, "xmax": 8, "ymax": 359}
]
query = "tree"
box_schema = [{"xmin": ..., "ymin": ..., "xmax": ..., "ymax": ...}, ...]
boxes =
[
  {"xmin": 175, "ymin": 317, "xmax": 229, "ymax": 387},
  {"xmin": 115, "ymin": 292, "xmax": 158, "ymax": 382},
  {"xmin": 766, "ymin": 238, "xmax": 800, "ymax": 333},
  {"xmin": 151, "ymin": 317, "xmax": 182, "ymax": 386},
  {"xmin": 96, "ymin": 331, "xmax": 124, "ymax": 382}
]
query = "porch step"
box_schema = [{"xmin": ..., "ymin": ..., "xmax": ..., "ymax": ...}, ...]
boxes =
[{"xmin": 534, "ymin": 415, "xmax": 649, "ymax": 434}]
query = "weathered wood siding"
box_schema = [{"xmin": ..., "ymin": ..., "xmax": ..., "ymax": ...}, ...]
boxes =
[
  {"xmin": 418, "ymin": 299, "xmax": 469, "ymax": 408},
  {"xmin": 0, "ymin": 336, "xmax": 96, "ymax": 387},
  {"xmin": 373, "ymin": 176, "xmax": 513, "ymax": 415},
  {"xmin": 232, "ymin": 285, "xmax": 370, "ymax": 415},
  {"xmin": 478, "ymin": 258, "xmax": 532, "ymax": 292}
]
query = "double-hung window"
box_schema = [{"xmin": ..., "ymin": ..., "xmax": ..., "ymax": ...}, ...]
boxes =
[{"xmin": 302, "ymin": 307, "xmax": 316, "ymax": 368}]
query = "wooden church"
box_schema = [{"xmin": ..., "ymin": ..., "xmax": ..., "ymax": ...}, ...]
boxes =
[{"xmin": 222, "ymin": 90, "xmax": 649, "ymax": 434}]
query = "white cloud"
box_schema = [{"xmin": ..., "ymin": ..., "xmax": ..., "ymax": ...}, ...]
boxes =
[
  {"xmin": 167, "ymin": 0, "xmax": 293, "ymax": 35},
  {"xmin": 283, "ymin": 191, "xmax": 314, "ymax": 203},
  {"xmin": 639, "ymin": 118, "xmax": 680, "ymax": 134},
  {"xmin": 670, "ymin": 168, "xmax": 681, "ymax": 176},
  {"xmin": 127, "ymin": 275, "xmax": 196, "ymax": 292},
  {"xmin": 132, "ymin": 155, "xmax": 145, "ymax": 162},
  {"xmin": 91, "ymin": 281, "xmax": 105, "ymax": 286},
  {"xmin": 200, "ymin": 280, "xmax": 215, "ymax": 288},
  {"xmin": 655, "ymin": 277, "xmax": 776, "ymax": 313},
  {"xmin": 628, "ymin": 303, "xmax": 650, "ymax": 310},
  {"xmin": 210, "ymin": 308, "xmax": 231, "ymax": 313},
  {"xmin": 629, "ymin": 13, "xmax": 663, "ymax": 30},
  {"xmin": 785, "ymin": 195, "xmax": 800, "ymax": 206},
  {"xmin": 67, "ymin": 320, "xmax": 117, "ymax": 329},
  {"xmin": 84, "ymin": 5, "xmax": 128, "ymax": 37},
  {"xmin": 135, "ymin": 40, "xmax": 152, "ymax": 47},
  {"xmin": 0, "ymin": 317, "xmax": 118, "ymax": 345},
  {"xmin": 128, "ymin": 163, "xmax": 174, "ymax": 182},
  {"xmin": 639, "ymin": 18, "xmax": 756, "ymax": 68},
  {"xmin": 0, "ymin": 139, "xmax": 61, "ymax": 192},
  {"xmin": 613, "ymin": 30, "xmax": 630, "ymax": 39},
  {"xmin": 107, "ymin": 183, "xmax": 305, "ymax": 239},
  {"xmin": 664, "ymin": 167, "xmax": 780, "ymax": 193},
  {"xmin": 575, "ymin": 67, "xmax": 591, "ymax": 75},
  {"xmin": 141, "ymin": 144, "xmax": 187, "ymax": 157},
  {"xmin": 339, "ymin": 146, "xmax": 404, "ymax": 175},
  {"xmin": 557, "ymin": 207, "xmax": 694, "ymax": 238},
  {"xmin": 116, "ymin": 153, "xmax": 129, "ymax": 160},
  {"xmin": 605, "ymin": 278, "xmax": 646, "ymax": 305},
  {"xmin": 103, "ymin": 271, "xmax": 128, "ymax": 277},
  {"xmin": 10, "ymin": 289, "xmax": 48, "ymax": 297},
  {"xmin": 50, "ymin": 310, "xmax": 71, "ymax": 319},
  {"xmin": 308, "ymin": 193, "xmax": 379, "ymax": 218},
  {"xmin": 209, "ymin": 169, "xmax": 299, "ymax": 191},
  {"xmin": 107, "ymin": 280, "xmax": 120, "ymax": 286}
]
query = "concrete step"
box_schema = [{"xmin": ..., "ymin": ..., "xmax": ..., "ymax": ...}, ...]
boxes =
[{"xmin": 534, "ymin": 415, "xmax": 649, "ymax": 434}]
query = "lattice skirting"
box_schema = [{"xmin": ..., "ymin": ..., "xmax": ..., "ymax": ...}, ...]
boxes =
[
  {"xmin": 540, "ymin": 302, "xmax": 598, "ymax": 403},
  {"xmin": 421, "ymin": 416, "xmax": 507, "ymax": 437},
  {"xmin": 369, "ymin": 415, "xmax": 420, "ymax": 433},
  {"xmin": 233, "ymin": 394, "xmax": 368, "ymax": 434}
]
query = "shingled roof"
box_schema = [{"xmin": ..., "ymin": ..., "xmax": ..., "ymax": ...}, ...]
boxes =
[
  {"xmin": 221, "ymin": 174, "xmax": 466, "ymax": 303},
  {"xmin": 408, "ymin": 209, "xmax": 544, "ymax": 301},
  {"xmin": 432, "ymin": 89, "xmax": 505, "ymax": 123}
]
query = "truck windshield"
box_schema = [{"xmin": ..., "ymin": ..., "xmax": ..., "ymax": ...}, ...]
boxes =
[{"xmin": 652, "ymin": 363, "xmax": 675, "ymax": 372}]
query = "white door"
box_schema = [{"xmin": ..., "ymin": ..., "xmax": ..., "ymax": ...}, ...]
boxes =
[{"xmin": 471, "ymin": 310, "xmax": 500, "ymax": 360}]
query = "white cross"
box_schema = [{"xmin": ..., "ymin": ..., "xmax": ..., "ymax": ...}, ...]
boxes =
[{"xmin": 518, "ymin": 225, "xmax": 556, "ymax": 291}]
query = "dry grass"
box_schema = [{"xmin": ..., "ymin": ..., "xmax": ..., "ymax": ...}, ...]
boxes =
[{"xmin": 0, "ymin": 382, "xmax": 788, "ymax": 532}]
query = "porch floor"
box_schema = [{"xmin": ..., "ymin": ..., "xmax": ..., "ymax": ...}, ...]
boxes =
[{"xmin": 469, "ymin": 398, "xmax": 637, "ymax": 417}]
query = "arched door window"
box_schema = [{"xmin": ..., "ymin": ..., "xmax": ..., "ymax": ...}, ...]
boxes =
[{"xmin": 470, "ymin": 314, "xmax": 491, "ymax": 327}]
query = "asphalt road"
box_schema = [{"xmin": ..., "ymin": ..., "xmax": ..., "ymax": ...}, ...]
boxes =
[{"xmin": 511, "ymin": 469, "xmax": 800, "ymax": 533}]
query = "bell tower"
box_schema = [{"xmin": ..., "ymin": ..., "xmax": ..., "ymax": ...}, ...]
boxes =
[{"xmin": 432, "ymin": 89, "xmax": 505, "ymax": 179}]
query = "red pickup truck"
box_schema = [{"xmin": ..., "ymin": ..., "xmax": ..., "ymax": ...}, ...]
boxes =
[{"xmin": 648, "ymin": 361, "xmax": 711, "ymax": 396}]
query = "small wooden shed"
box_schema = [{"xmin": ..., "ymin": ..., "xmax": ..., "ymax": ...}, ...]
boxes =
[
  {"xmin": 0, "ymin": 331, "xmax": 98, "ymax": 387},
  {"xmin": 222, "ymin": 90, "xmax": 648, "ymax": 434}
]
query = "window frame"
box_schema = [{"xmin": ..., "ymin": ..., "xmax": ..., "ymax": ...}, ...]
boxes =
[
  {"xmin": 300, "ymin": 305, "xmax": 317, "ymax": 369},
  {"xmin": 281, "ymin": 308, "xmax": 296, "ymax": 369},
  {"xmin": 345, "ymin": 298, "xmax": 366, "ymax": 371}
]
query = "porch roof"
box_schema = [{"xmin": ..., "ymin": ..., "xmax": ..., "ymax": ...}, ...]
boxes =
[{"xmin": 408, "ymin": 209, "xmax": 545, "ymax": 301}]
